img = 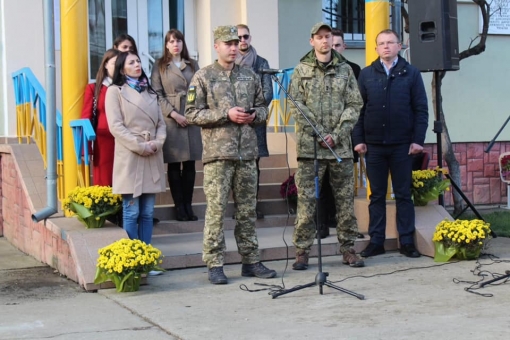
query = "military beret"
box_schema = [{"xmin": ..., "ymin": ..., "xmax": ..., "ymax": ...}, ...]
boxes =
[
  {"xmin": 310, "ymin": 22, "xmax": 332, "ymax": 36},
  {"xmin": 213, "ymin": 25, "xmax": 239, "ymax": 42}
]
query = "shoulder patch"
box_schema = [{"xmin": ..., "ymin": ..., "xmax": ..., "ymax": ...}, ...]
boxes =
[{"xmin": 187, "ymin": 86, "xmax": 196, "ymax": 104}]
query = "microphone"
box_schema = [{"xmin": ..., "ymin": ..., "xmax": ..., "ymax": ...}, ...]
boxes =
[{"xmin": 259, "ymin": 68, "xmax": 284, "ymax": 74}]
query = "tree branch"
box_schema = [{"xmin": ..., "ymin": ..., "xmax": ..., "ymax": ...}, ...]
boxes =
[{"xmin": 459, "ymin": 0, "xmax": 491, "ymax": 61}]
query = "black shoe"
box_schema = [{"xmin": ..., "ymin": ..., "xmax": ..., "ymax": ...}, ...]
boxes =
[
  {"xmin": 185, "ymin": 204, "xmax": 198, "ymax": 221},
  {"xmin": 241, "ymin": 262, "xmax": 277, "ymax": 278},
  {"xmin": 256, "ymin": 210, "xmax": 264, "ymax": 220},
  {"xmin": 175, "ymin": 205, "xmax": 189, "ymax": 222},
  {"xmin": 357, "ymin": 233, "xmax": 364, "ymax": 239},
  {"xmin": 152, "ymin": 218, "xmax": 160, "ymax": 225},
  {"xmin": 208, "ymin": 266, "xmax": 228, "ymax": 284},
  {"xmin": 360, "ymin": 242, "xmax": 385, "ymax": 257},
  {"xmin": 400, "ymin": 243, "xmax": 421, "ymax": 258}
]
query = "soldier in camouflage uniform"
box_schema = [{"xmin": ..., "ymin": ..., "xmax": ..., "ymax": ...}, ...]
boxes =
[
  {"xmin": 289, "ymin": 22, "xmax": 364, "ymax": 270},
  {"xmin": 185, "ymin": 25, "xmax": 277, "ymax": 284}
]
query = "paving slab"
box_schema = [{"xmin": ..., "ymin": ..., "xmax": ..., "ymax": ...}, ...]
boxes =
[{"xmin": 99, "ymin": 237, "xmax": 510, "ymax": 340}]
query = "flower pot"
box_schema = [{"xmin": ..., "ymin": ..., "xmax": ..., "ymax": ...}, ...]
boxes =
[
  {"xmin": 433, "ymin": 241, "xmax": 457, "ymax": 262},
  {"xmin": 413, "ymin": 197, "xmax": 429, "ymax": 206},
  {"xmin": 455, "ymin": 246, "xmax": 482, "ymax": 261},
  {"xmin": 112, "ymin": 272, "xmax": 142, "ymax": 292},
  {"xmin": 77, "ymin": 214, "xmax": 107, "ymax": 229}
]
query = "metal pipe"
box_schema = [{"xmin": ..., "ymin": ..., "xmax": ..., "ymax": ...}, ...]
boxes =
[
  {"xmin": 392, "ymin": 1, "xmax": 402, "ymax": 41},
  {"xmin": 33, "ymin": 0, "xmax": 58, "ymax": 222}
]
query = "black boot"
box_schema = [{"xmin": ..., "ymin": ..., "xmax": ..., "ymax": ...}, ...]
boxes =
[
  {"xmin": 168, "ymin": 165, "xmax": 188, "ymax": 222},
  {"xmin": 182, "ymin": 163, "xmax": 198, "ymax": 221}
]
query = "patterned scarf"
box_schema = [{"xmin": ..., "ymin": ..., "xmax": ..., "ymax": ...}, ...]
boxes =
[
  {"xmin": 126, "ymin": 75, "xmax": 148, "ymax": 93},
  {"xmin": 236, "ymin": 45, "xmax": 258, "ymax": 69}
]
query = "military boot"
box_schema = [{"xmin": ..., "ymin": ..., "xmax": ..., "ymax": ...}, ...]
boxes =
[
  {"xmin": 292, "ymin": 251, "xmax": 309, "ymax": 270},
  {"xmin": 241, "ymin": 262, "xmax": 277, "ymax": 278},
  {"xmin": 208, "ymin": 266, "xmax": 228, "ymax": 284}
]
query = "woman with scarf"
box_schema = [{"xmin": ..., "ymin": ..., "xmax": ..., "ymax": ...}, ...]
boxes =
[
  {"xmin": 81, "ymin": 49, "xmax": 119, "ymax": 186},
  {"xmin": 151, "ymin": 29, "xmax": 201, "ymax": 222},
  {"xmin": 105, "ymin": 51, "xmax": 166, "ymax": 253}
]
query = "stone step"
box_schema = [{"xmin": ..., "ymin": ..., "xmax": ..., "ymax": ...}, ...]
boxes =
[
  {"xmin": 152, "ymin": 226, "xmax": 397, "ymax": 270},
  {"xmin": 194, "ymin": 153, "xmax": 292, "ymax": 171},
  {"xmin": 153, "ymin": 214, "xmax": 297, "ymax": 234},
  {"xmin": 154, "ymin": 199, "xmax": 295, "ymax": 221},
  {"xmin": 159, "ymin": 166, "xmax": 296, "ymax": 189},
  {"xmin": 155, "ymin": 182, "xmax": 287, "ymax": 205}
]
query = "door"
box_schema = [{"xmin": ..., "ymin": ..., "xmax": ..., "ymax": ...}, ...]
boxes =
[{"xmin": 88, "ymin": 0, "xmax": 174, "ymax": 80}]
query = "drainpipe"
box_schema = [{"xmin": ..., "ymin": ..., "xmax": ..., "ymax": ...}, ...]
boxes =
[
  {"xmin": 392, "ymin": 0, "xmax": 402, "ymax": 41},
  {"xmin": 32, "ymin": 0, "xmax": 58, "ymax": 222}
]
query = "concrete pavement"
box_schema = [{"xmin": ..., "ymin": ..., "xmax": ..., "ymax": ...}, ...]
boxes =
[{"xmin": 2, "ymin": 236, "xmax": 510, "ymax": 339}]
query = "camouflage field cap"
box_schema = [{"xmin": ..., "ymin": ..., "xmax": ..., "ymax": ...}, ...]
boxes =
[
  {"xmin": 310, "ymin": 22, "xmax": 332, "ymax": 35},
  {"xmin": 213, "ymin": 25, "xmax": 239, "ymax": 42}
]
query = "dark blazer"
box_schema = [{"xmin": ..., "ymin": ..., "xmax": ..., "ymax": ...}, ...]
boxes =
[{"xmin": 352, "ymin": 56, "xmax": 428, "ymax": 146}]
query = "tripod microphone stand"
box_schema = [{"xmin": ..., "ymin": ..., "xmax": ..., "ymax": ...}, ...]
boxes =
[{"xmin": 265, "ymin": 71, "xmax": 364, "ymax": 300}]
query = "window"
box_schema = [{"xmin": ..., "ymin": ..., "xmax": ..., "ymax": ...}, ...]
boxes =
[{"xmin": 322, "ymin": 0, "xmax": 365, "ymax": 43}]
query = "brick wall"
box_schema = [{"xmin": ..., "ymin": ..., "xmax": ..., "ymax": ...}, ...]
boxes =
[
  {"xmin": 0, "ymin": 148, "xmax": 77, "ymax": 282},
  {"xmin": 423, "ymin": 141, "xmax": 510, "ymax": 207}
]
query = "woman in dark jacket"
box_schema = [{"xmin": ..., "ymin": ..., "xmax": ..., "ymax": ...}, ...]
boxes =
[{"xmin": 151, "ymin": 29, "xmax": 202, "ymax": 221}]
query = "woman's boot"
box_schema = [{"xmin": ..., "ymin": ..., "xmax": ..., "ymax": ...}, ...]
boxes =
[
  {"xmin": 168, "ymin": 167, "xmax": 188, "ymax": 222},
  {"xmin": 182, "ymin": 163, "xmax": 198, "ymax": 221}
]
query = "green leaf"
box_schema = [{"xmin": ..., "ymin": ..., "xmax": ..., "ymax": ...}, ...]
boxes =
[
  {"xmin": 433, "ymin": 241, "xmax": 457, "ymax": 262},
  {"xmin": 70, "ymin": 202, "xmax": 93, "ymax": 219}
]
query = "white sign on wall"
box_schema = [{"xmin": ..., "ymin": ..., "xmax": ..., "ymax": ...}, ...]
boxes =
[{"xmin": 480, "ymin": 5, "xmax": 510, "ymax": 35}]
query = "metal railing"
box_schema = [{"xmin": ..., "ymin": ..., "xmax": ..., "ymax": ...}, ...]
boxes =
[
  {"xmin": 12, "ymin": 67, "xmax": 65, "ymax": 199},
  {"xmin": 12, "ymin": 67, "xmax": 97, "ymax": 197}
]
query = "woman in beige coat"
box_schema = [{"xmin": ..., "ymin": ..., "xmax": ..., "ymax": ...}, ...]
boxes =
[
  {"xmin": 151, "ymin": 29, "xmax": 202, "ymax": 222},
  {"xmin": 106, "ymin": 50, "xmax": 166, "ymax": 247}
]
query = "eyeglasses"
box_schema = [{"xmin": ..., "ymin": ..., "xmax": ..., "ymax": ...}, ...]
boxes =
[
  {"xmin": 238, "ymin": 34, "xmax": 250, "ymax": 40},
  {"xmin": 377, "ymin": 41, "xmax": 400, "ymax": 47}
]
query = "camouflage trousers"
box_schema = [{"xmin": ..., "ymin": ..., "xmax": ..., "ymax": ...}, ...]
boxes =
[
  {"xmin": 202, "ymin": 160, "xmax": 260, "ymax": 268},
  {"xmin": 293, "ymin": 159, "xmax": 359, "ymax": 253}
]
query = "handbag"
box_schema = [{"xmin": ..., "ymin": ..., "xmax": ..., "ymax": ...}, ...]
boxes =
[{"xmin": 91, "ymin": 97, "xmax": 98, "ymax": 131}]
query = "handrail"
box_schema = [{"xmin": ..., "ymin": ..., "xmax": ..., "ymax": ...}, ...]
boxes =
[
  {"xmin": 70, "ymin": 119, "xmax": 96, "ymax": 187},
  {"xmin": 11, "ymin": 67, "xmax": 65, "ymax": 200}
]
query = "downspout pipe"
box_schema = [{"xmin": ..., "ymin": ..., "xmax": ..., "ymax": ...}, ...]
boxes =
[
  {"xmin": 33, "ymin": 0, "xmax": 58, "ymax": 222},
  {"xmin": 391, "ymin": 1, "xmax": 402, "ymax": 41}
]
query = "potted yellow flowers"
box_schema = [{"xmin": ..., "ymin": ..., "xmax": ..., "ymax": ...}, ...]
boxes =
[
  {"xmin": 94, "ymin": 238, "xmax": 164, "ymax": 292},
  {"xmin": 63, "ymin": 185, "xmax": 122, "ymax": 228},
  {"xmin": 411, "ymin": 168, "xmax": 450, "ymax": 206},
  {"xmin": 432, "ymin": 219, "xmax": 491, "ymax": 262}
]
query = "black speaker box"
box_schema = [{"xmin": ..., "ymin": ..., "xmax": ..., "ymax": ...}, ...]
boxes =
[{"xmin": 408, "ymin": 0, "xmax": 460, "ymax": 72}]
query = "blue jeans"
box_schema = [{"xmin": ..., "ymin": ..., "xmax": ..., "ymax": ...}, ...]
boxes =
[
  {"xmin": 122, "ymin": 193, "xmax": 155, "ymax": 245},
  {"xmin": 365, "ymin": 144, "xmax": 415, "ymax": 246}
]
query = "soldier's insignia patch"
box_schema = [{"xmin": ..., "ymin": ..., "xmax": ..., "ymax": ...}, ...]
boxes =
[{"xmin": 187, "ymin": 86, "xmax": 196, "ymax": 104}]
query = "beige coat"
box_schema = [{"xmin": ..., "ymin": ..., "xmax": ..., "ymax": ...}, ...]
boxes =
[
  {"xmin": 150, "ymin": 59, "xmax": 202, "ymax": 163},
  {"xmin": 105, "ymin": 84, "xmax": 167, "ymax": 197}
]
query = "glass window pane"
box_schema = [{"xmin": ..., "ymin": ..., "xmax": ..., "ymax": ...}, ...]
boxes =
[
  {"xmin": 148, "ymin": 0, "xmax": 163, "ymax": 61},
  {"xmin": 88, "ymin": 0, "xmax": 106, "ymax": 79},
  {"xmin": 112, "ymin": 0, "xmax": 128, "ymax": 41}
]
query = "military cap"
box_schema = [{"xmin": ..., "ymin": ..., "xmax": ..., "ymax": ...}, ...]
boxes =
[
  {"xmin": 310, "ymin": 22, "xmax": 332, "ymax": 35},
  {"xmin": 213, "ymin": 25, "xmax": 239, "ymax": 42}
]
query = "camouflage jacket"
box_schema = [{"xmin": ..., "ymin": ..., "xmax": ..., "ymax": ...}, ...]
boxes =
[
  {"xmin": 185, "ymin": 61, "xmax": 268, "ymax": 164},
  {"xmin": 289, "ymin": 49, "xmax": 362, "ymax": 160}
]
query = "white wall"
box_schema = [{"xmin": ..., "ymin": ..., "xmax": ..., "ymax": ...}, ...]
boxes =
[
  {"xmin": 278, "ymin": 0, "xmax": 323, "ymax": 69},
  {"xmin": 0, "ymin": 0, "xmax": 45, "ymax": 138}
]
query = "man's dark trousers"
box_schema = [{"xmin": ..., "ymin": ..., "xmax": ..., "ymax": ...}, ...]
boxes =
[{"xmin": 365, "ymin": 143, "xmax": 415, "ymax": 246}]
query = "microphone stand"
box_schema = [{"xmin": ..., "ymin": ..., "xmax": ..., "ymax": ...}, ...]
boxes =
[{"xmin": 267, "ymin": 72, "xmax": 364, "ymax": 300}]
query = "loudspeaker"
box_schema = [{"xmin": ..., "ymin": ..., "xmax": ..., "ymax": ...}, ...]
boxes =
[{"xmin": 408, "ymin": 0, "xmax": 460, "ymax": 72}]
